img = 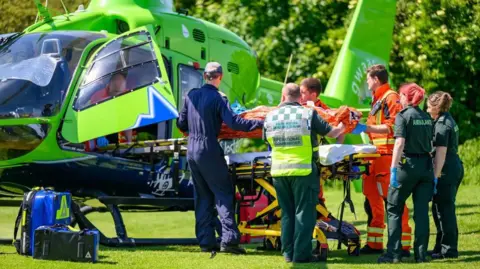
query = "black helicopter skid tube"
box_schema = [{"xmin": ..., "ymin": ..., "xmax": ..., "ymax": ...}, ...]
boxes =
[{"xmin": 71, "ymin": 200, "xmax": 199, "ymax": 247}]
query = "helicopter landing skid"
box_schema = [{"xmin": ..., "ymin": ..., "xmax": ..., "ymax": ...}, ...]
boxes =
[{"xmin": 71, "ymin": 199, "xmax": 199, "ymax": 247}]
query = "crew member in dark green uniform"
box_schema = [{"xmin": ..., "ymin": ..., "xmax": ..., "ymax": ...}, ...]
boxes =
[
  {"xmin": 426, "ymin": 91, "xmax": 464, "ymax": 259},
  {"xmin": 378, "ymin": 83, "xmax": 434, "ymax": 264},
  {"xmin": 263, "ymin": 83, "xmax": 345, "ymax": 263}
]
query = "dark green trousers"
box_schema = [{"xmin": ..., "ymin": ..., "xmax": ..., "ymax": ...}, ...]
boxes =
[
  {"xmin": 432, "ymin": 156, "xmax": 464, "ymax": 257},
  {"xmin": 273, "ymin": 164, "xmax": 319, "ymax": 262},
  {"xmin": 386, "ymin": 155, "xmax": 434, "ymax": 261}
]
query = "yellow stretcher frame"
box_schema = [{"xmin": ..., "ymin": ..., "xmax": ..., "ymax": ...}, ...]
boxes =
[{"xmin": 232, "ymin": 152, "xmax": 380, "ymax": 260}]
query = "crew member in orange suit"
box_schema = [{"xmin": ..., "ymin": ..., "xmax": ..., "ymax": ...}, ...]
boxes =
[
  {"xmin": 351, "ymin": 65, "xmax": 412, "ymax": 256},
  {"xmin": 299, "ymin": 78, "xmax": 345, "ymax": 211}
]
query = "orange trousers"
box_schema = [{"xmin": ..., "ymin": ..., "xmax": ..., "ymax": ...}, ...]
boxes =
[{"xmin": 363, "ymin": 155, "xmax": 412, "ymax": 250}]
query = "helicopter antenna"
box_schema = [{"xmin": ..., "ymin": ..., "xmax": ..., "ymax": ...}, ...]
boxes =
[
  {"xmin": 283, "ymin": 53, "xmax": 293, "ymax": 85},
  {"xmin": 33, "ymin": 0, "xmax": 53, "ymax": 23},
  {"xmin": 59, "ymin": 0, "xmax": 70, "ymax": 20}
]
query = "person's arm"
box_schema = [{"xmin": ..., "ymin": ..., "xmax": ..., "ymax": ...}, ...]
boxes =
[
  {"xmin": 218, "ymin": 95, "xmax": 263, "ymax": 132},
  {"xmin": 391, "ymin": 114, "xmax": 407, "ymax": 168},
  {"xmin": 176, "ymin": 97, "xmax": 189, "ymax": 132},
  {"xmin": 311, "ymin": 110, "xmax": 344, "ymax": 138},
  {"xmin": 367, "ymin": 94, "xmax": 403, "ymax": 134},
  {"xmin": 433, "ymin": 123, "xmax": 450, "ymax": 178},
  {"xmin": 336, "ymin": 133, "xmax": 346, "ymax": 144},
  {"xmin": 391, "ymin": 138, "xmax": 405, "ymax": 168},
  {"xmin": 434, "ymin": 147, "xmax": 447, "ymax": 178}
]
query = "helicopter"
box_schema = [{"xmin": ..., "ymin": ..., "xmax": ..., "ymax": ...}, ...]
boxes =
[{"xmin": 0, "ymin": 0, "xmax": 397, "ymax": 246}]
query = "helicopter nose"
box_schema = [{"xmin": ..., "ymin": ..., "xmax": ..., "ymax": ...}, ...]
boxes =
[{"xmin": 0, "ymin": 124, "xmax": 49, "ymax": 161}]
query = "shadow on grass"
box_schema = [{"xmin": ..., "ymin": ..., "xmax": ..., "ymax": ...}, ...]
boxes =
[
  {"xmin": 455, "ymin": 204, "xmax": 479, "ymax": 209},
  {"xmin": 435, "ymin": 250, "xmax": 480, "ymax": 263}
]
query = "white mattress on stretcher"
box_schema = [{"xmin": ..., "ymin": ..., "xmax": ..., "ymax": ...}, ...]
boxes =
[{"xmin": 224, "ymin": 144, "xmax": 377, "ymax": 166}]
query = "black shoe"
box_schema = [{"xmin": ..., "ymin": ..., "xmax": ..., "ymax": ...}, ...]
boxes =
[
  {"xmin": 220, "ymin": 245, "xmax": 247, "ymax": 255},
  {"xmin": 402, "ymin": 250, "xmax": 411, "ymax": 258},
  {"xmin": 427, "ymin": 250, "xmax": 437, "ymax": 256},
  {"xmin": 416, "ymin": 258, "xmax": 428, "ymax": 263},
  {"xmin": 377, "ymin": 254, "xmax": 401, "ymax": 264},
  {"xmin": 285, "ymin": 256, "xmax": 292, "ymax": 263},
  {"xmin": 360, "ymin": 245, "xmax": 384, "ymax": 255},
  {"xmin": 293, "ymin": 255, "xmax": 323, "ymax": 263},
  {"xmin": 432, "ymin": 253, "xmax": 458, "ymax": 260}
]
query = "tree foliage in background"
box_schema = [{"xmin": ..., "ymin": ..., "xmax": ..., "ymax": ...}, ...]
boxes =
[{"xmin": 0, "ymin": 0, "xmax": 479, "ymax": 142}]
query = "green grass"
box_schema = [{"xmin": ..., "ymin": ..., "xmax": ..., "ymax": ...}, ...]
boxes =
[{"xmin": 1, "ymin": 184, "xmax": 479, "ymax": 268}]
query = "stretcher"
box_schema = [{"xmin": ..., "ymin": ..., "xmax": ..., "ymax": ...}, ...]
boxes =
[{"xmin": 226, "ymin": 145, "xmax": 380, "ymax": 260}]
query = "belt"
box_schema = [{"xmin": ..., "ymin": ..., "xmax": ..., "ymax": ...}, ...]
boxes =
[{"xmin": 404, "ymin": 152, "xmax": 431, "ymax": 157}]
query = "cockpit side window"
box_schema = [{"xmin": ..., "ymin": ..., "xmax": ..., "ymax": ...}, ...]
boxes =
[
  {"xmin": 178, "ymin": 64, "xmax": 203, "ymax": 110},
  {"xmin": 74, "ymin": 31, "xmax": 161, "ymax": 111}
]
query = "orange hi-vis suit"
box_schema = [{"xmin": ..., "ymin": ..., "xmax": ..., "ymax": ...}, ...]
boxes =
[
  {"xmin": 84, "ymin": 88, "xmax": 137, "ymax": 151},
  {"xmin": 363, "ymin": 84, "xmax": 412, "ymax": 251}
]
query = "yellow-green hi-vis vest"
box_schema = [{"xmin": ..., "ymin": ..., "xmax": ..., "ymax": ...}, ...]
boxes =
[{"xmin": 265, "ymin": 105, "xmax": 315, "ymax": 177}]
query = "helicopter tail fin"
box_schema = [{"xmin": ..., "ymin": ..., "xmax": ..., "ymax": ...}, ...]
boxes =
[{"xmin": 323, "ymin": 0, "xmax": 397, "ymax": 111}]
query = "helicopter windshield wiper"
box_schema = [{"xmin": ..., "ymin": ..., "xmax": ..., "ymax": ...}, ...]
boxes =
[{"xmin": 0, "ymin": 32, "xmax": 22, "ymax": 47}]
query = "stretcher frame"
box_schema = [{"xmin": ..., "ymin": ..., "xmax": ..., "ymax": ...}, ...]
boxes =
[{"xmin": 230, "ymin": 152, "xmax": 380, "ymax": 260}]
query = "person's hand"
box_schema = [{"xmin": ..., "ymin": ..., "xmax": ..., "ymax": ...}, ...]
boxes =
[
  {"xmin": 390, "ymin": 167, "xmax": 399, "ymax": 188},
  {"xmin": 433, "ymin": 177, "xmax": 438, "ymax": 195},
  {"xmin": 351, "ymin": 123, "xmax": 367, "ymax": 134},
  {"xmin": 337, "ymin": 122, "xmax": 346, "ymax": 133},
  {"xmin": 96, "ymin": 137, "xmax": 109, "ymax": 148}
]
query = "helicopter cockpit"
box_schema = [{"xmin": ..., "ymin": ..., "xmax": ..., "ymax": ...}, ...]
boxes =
[{"xmin": 0, "ymin": 31, "xmax": 106, "ymax": 119}]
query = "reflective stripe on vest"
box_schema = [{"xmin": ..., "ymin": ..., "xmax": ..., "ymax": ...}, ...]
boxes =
[
  {"xmin": 372, "ymin": 138, "xmax": 396, "ymax": 145},
  {"xmin": 265, "ymin": 105, "xmax": 314, "ymax": 177},
  {"xmin": 375, "ymin": 90, "xmax": 397, "ymax": 125}
]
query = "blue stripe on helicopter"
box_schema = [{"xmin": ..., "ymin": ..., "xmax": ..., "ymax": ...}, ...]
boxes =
[{"xmin": 131, "ymin": 86, "xmax": 179, "ymax": 129}]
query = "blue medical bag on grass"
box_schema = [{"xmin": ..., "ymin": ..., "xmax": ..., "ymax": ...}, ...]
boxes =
[
  {"xmin": 13, "ymin": 188, "xmax": 72, "ymax": 256},
  {"xmin": 33, "ymin": 224, "xmax": 99, "ymax": 263}
]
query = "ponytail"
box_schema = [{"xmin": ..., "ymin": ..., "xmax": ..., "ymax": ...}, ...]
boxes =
[{"xmin": 428, "ymin": 91, "xmax": 453, "ymax": 112}]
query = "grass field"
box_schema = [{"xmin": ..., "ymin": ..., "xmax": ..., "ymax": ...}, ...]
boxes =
[{"xmin": 0, "ymin": 183, "xmax": 479, "ymax": 269}]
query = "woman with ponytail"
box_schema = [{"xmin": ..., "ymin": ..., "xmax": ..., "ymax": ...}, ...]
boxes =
[
  {"xmin": 427, "ymin": 91, "xmax": 464, "ymax": 260},
  {"xmin": 378, "ymin": 83, "xmax": 435, "ymax": 264}
]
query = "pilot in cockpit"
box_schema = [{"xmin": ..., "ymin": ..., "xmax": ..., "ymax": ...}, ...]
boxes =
[{"xmin": 85, "ymin": 72, "xmax": 137, "ymax": 150}]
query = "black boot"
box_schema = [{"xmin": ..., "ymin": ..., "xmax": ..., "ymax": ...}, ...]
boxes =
[
  {"xmin": 360, "ymin": 245, "xmax": 384, "ymax": 255},
  {"xmin": 377, "ymin": 254, "xmax": 401, "ymax": 264}
]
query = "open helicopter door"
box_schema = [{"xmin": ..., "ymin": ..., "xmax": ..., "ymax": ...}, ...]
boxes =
[{"xmin": 61, "ymin": 25, "xmax": 178, "ymax": 143}]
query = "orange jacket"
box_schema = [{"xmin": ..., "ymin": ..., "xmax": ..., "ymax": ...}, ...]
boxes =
[{"xmin": 366, "ymin": 84, "xmax": 401, "ymax": 155}]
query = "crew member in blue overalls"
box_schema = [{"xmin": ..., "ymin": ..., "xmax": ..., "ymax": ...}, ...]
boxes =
[{"xmin": 176, "ymin": 62, "xmax": 263, "ymax": 254}]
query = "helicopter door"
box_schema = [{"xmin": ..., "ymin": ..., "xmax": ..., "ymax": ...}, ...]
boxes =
[{"xmin": 61, "ymin": 25, "xmax": 178, "ymax": 143}]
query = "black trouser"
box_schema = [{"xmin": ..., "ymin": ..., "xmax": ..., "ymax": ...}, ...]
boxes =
[
  {"xmin": 386, "ymin": 155, "xmax": 434, "ymax": 261},
  {"xmin": 432, "ymin": 155, "xmax": 464, "ymax": 257}
]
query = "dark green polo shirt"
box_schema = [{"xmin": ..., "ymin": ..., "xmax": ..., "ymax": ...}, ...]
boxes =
[
  {"xmin": 393, "ymin": 106, "xmax": 433, "ymax": 154},
  {"xmin": 433, "ymin": 112, "xmax": 459, "ymax": 156}
]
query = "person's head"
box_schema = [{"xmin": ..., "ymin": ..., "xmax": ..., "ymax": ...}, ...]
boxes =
[
  {"xmin": 203, "ymin": 62, "xmax": 223, "ymax": 88},
  {"xmin": 300, "ymin": 78, "xmax": 322, "ymax": 103},
  {"xmin": 281, "ymin": 83, "xmax": 301, "ymax": 103},
  {"xmin": 398, "ymin": 83, "xmax": 425, "ymax": 108},
  {"xmin": 108, "ymin": 73, "xmax": 127, "ymax": 96},
  {"xmin": 427, "ymin": 91, "xmax": 453, "ymax": 119},
  {"xmin": 366, "ymin": 64, "xmax": 389, "ymax": 92}
]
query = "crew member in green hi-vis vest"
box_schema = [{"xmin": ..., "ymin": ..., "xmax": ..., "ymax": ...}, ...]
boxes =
[
  {"xmin": 378, "ymin": 83, "xmax": 435, "ymax": 264},
  {"xmin": 263, "ymin": 83, "xmax": 345, "ymax": 263}
]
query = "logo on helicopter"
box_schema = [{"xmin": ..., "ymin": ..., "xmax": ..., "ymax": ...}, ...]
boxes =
[{"xmin": 148, "ymin": 164, "xmax": 192, "ymax": 197}]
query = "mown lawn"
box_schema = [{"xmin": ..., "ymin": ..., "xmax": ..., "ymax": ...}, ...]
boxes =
[{"xmin": 0, "ymin": 183, "xmax": 479, "ymax": 268}]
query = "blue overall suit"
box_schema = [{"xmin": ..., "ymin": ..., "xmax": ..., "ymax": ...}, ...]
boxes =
[{"xmin": 176, "ymin": 83, "xmax": 263, "ymax": 250}]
